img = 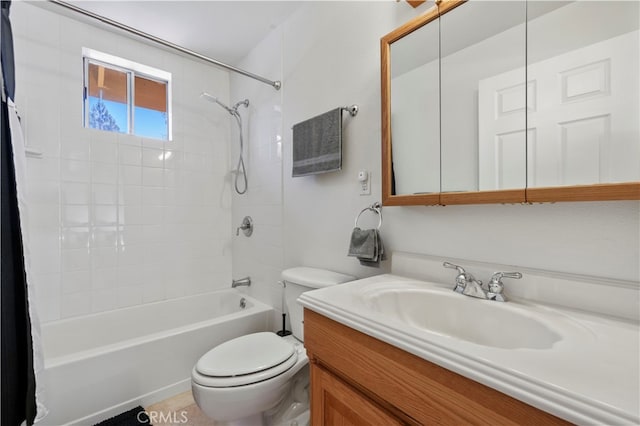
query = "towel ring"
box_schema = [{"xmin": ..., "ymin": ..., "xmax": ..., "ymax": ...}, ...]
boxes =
[{"xmin": 355, "ymin": 202, "xmax": 382, "ymax": 230}]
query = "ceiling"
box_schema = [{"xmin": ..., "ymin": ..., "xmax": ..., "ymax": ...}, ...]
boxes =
[{"xmin": 63, "ymin": 1, "xmax": 304, "ymax": 65}]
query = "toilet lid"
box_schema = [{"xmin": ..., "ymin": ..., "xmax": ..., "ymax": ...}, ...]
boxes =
[{"xmin": 196, "ymin": 332, "xmax": 295, "ymax": 378}]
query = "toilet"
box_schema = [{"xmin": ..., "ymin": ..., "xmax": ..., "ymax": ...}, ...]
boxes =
[{"xmin": 191, "ymin": 267, "xmax": 355, "ymax": 425}]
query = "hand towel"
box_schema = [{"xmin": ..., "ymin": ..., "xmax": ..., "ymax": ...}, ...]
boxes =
[{"xmin": 348, "ymin": 228, "xmax": 386, "ymax": 267}]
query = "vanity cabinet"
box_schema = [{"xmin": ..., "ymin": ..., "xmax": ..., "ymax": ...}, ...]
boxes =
[{"xmin": 304, "ymin": 308, "xmax": 570, "ymax": 425}]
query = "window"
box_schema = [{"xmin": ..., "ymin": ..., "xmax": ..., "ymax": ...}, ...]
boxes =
[{"xmin": 83, "ymin": 48, "xmax": 172, "ymax": 140}]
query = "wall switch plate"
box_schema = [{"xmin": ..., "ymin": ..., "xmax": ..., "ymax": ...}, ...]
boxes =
[{"xmin": 358, "ymin": 170, "xmax": 371, "ymax": 195}]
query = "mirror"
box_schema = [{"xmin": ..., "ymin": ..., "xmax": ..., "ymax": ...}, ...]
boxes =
[
  {"xmin": 382, "ymin": 0, "xmax": 640, "ymax": 206},
  {"xmin": 389, "ymin": 14, "xmax": 440, "ymax": 196},
  {"xmin": 526, "ymin": 1, "xmax": 639, "ymax": 189},
  {"xmin": 440, "ymin": 0, "xmax": 527, "ymax": 195}
]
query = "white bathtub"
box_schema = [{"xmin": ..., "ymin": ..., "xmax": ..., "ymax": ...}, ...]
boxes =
[{"xmin": 39, "ymin": 290, "xmax": 273, "ymax": 425}]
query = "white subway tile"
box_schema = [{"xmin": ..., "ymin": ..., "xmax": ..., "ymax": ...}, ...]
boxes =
[
  {"xmin": 142, "ymin": 148, "xmax": 164, "ymax": 168},
  {"xmin": 118, "ymin": 244, "xmax": 145, "ymax": 266},
  {"xmin": 61, "ymin": 159, "xmax": 90, "ymax": 183},
  {"xmin": 61, "ymin": 248, "xmax": 91, "ymax": 272},
  {"xmin": 61, "ymin": 270, "xmax": 91, "ymax": 294},
  {"xmin": 117, "ymin": 265, "xmax": 144, "ymax": 287},
  {"xmin": 163, "ymin": 150, "xmax": 183, "ymax": 169},
  {"xmin": 116, "ymin": 286, "xmax": 143, "ymax": 308},
  {"xmin": 61, "ymin": 227, "xmax": 90, "ymax": 249},
  {"xmin": 91, "ymin": 138, "xmax": 118, "ymax": 164},
  {"xmin": 37, "ymin": 295, "xmax": 61, "ymax": 323},
  {"xmin": 142, "ymin": 224, "xmax": 165, "ymax": 243},
  {"xmin": 119, "ymin": 185, "xmax": 142, "ymax": 205},
  {"xmin": 30, "ymin": 243, "xmax": 61, "ymax": 274},
  {"xmin": 163, "ymin": 169, "xmax": 178, "ymax": 187},
  {"xmin": 91, "ymin": 246, "xmax": 118, "ymax": 269},
  {"xmin": 27, "ymin": 157, "xmax": 59, "ymax": 181},
  {"xmin": 119, "ymin": 144, "xmax": 142, "ymax": 166},
  {"xmin": 92, "ymin": 183, "xmax": 118, "ymax": 205},
  {"xmin": 118, "ymin": 225, "xmax": 144, "ymax": 246},
  {"xmin": 61, "ymin": 182, "xmax": 90, "ymax": 205},
  {"xmin": 143, "ymin": 281, "xmax": 165, "ymax": 303},
  {"xmin": 60, "ymin": 138, "xmax": 90, "ymax": 161},
  {"xmin": 61, "ymin": 205, "xmax": 90, "ymax": 227},
  {"xmin": 92, "ymin": 288, "xmax": 118, "ymax": 313},
  {"xmin": 141, "ymin": 205, "xmax": 163, "ymax": 225},
  {"xmin": 60, "ymin": 292, "xmax": 92, "ymax": 318},
  {"xmin": 142, "ymin": 167, "xmax": 163, "ymax": 187},
  {"xmin": 92, "ymin": 268, "xmax": 118, "ymax": 289},
  {"xmin": 142, "ymin": 187, "xmax": 164, "ymax": 205},
  {"xmin": 92, "ymin": 163, "xmax": 118, "ymax": 184},
  {"xmin": 118, "ymin": 133, "xmax": 142, "ymax": 147},
  {"xmin": 91, "ymin": 226, "xmax": 118, "ymax": 248},
  {"xmin": 27, "ymin": 180, "xmax": 59, "ymax": 206},
  {"xmin": 119, "ymin": 165, "xmax": 142, "ymax": 186},
  {"xmin": 93, "ymin": 205, "xmax": 118, "ymax": 227},
  {"xmin": 119, "ymin": 205, "xmax": 143, "ymax": 225}
]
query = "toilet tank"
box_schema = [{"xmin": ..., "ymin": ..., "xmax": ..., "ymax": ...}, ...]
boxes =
[{"xmin": 282, "ymin": 267, "xmax": 355, "ymax": 341}]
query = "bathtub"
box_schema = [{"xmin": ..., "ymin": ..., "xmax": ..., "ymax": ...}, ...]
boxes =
[{"xmin": 39, "ymin": 290, "xmax": 273, "ymax": 425}]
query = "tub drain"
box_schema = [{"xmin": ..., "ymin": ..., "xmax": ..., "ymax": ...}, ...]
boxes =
[{"xmin": 239, "ymin": 297, "xmax": 247, "ymax": 309}]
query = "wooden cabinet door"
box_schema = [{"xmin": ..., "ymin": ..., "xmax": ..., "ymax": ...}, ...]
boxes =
[{"xmin": 310, "ymin": 363, "xmax": 404, "ymax": 426}]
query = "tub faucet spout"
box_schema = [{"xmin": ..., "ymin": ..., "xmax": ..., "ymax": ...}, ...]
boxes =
[{"xmin": 232, "ymin": 277, "xmax": 251, "ymax": 288}]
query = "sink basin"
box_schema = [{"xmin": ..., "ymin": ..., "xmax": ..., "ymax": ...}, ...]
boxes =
[{"xmin": 360, "ymin": 283, "xmax": 562, "ymax": 349}]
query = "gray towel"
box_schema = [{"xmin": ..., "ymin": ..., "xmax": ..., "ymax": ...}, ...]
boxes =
[
  {"xmin": 348, "ymin": 228, "xmax": 386, "ymax": 267},
  {"xmin": 292, "ymin": 108, "xmax": 342, "ymax": 177}
]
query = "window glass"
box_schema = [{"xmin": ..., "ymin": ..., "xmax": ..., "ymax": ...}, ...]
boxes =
[
  {"xmin": 83, "ymin": 49, "xmax": 171, "ymax": 140},
  {"xmin": 87, "ymin": 62, "xmax": 128, "ymax": 133},
  {"xmin": 134, "ymin": 75, "xmax": 168, "ymax": 140}
]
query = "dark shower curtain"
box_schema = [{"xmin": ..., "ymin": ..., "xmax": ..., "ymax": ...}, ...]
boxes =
[{"xmin": 1, "ymin": 0, "xmax": 38, "ymax": 424}]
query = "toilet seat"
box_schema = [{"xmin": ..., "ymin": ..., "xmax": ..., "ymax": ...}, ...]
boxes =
[{"xmin": 193, "ymin": 332, "xmax": 298, "ymax": 388}]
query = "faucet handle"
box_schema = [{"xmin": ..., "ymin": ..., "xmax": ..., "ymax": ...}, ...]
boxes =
[
  {"xmin": 489, "ymin": 271, "xmax": 522, "ymax": 283},
  {"xmin": 444, "ymin": 262, "xmax": 470, "ymax": 294},
  {"xmin": 443, "ymin": 262, "xmax": 466, "ymax": 274},
  {"xmin": 487, "ymin": 271, "xmax": 522, "ymax": 301}
]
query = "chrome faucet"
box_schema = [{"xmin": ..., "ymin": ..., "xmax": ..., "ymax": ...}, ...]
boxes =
[
  {"xmin": 443, "ymin": 262, "xmax": 521, "ymax": 302},
  {"xmin": 231, "ymin": 277, "xmax": 251, "ymax": 288},
  {"xmin": 443, "ymin": 262, "xmax": 486, "ymax": 299},
  {"xmin": 486, "ymin": 271, "xmax": 522, "ymax": 302}
]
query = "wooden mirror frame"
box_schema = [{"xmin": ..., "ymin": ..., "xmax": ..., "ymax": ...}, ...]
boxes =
[{"xmin": 381, "ymin": 0, "xmax": 640, "ymax": 206}]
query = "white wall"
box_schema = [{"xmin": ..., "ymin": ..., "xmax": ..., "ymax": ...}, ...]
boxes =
[
  {"xmin": 12, "ymin": 2, "xmax": 234, "ymax": 322},
  {"xmin": 232, "ymin": 0, "xmax": 639, "ymax": 312},
  {"xmin": 230, "ymin": 26, "xmax": 285, "ymax": 329}
]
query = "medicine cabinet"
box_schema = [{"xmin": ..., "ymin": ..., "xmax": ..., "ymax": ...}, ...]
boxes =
[{"xmin": 381, "ymin": 0, "xmax": 640, "ymax": 206}]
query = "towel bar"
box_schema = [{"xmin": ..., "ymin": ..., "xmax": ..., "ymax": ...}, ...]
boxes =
[
  {"xmin": 341, "ymin": 105, "xmax": 359, "ymax": 117},
  {"xmin": 355, "ymin": 202, "xmax": 382, "ymax": 229}
]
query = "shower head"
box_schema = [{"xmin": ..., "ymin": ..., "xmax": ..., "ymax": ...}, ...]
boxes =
[
  {"xmin": 200, "ymin": 92, "xmax": 234, "ymax": 114},
  {"xmin": 200, "ymin": 92, "xmax": 249, "ymax": 115}
]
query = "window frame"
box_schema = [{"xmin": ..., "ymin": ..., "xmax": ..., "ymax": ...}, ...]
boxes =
[{"xmin": 82, "ymin": 48, "xmax": 172, "ymax": 141}]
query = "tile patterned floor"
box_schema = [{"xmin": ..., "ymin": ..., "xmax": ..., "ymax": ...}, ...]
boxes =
[{"xmin": 146, "ymin": 391, "xmax": 216, "ymax": 426}]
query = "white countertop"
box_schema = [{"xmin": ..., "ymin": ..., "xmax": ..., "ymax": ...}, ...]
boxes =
[{"xmin": 299, "ymin": 274, "xmax": 640, "ymax": 425}]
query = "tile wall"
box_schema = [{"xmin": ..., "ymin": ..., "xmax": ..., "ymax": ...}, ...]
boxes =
[
  {"xmin": 230, "ymin": 27, "xmax": 285, "ymax": 328},
  {"xmin": 12, "ymin": 2, "xmax": 233, "ymax": 322}
]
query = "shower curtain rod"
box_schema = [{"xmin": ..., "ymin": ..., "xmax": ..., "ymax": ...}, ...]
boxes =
[{"xmin": 48, "ymin": 0, "xmax": 282, "ymax": 90}]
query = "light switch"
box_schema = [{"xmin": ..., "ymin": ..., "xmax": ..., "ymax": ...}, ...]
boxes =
[{"xmin": 358, "ymin": 170, "xmax": 371, "ymax": 195}]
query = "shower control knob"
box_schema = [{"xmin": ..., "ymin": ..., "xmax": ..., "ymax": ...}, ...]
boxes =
[{"xmin": 236, "ymin": 216, "xmax": 253, "ymax": 237}]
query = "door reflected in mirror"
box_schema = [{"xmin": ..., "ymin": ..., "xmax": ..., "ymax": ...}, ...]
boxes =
[{"xmin": 526, "ymin": 1, "xmax": 639, "ymax": 188}]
